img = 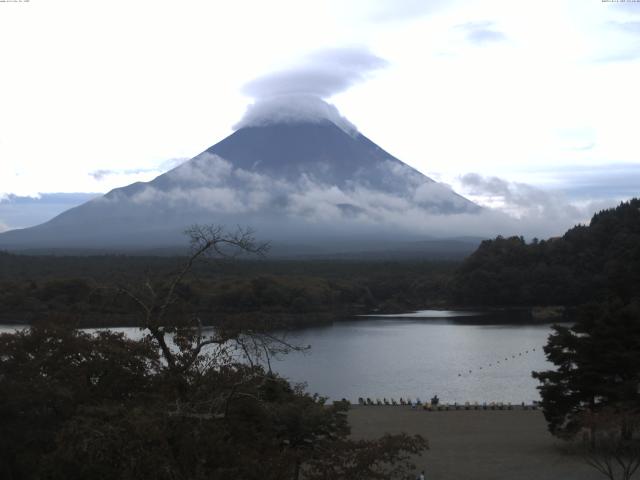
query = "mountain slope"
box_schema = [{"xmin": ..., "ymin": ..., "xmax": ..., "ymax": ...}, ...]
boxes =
[{"xmin": 0, "ymin": 120, "xmax": 479, "ymax": 251}]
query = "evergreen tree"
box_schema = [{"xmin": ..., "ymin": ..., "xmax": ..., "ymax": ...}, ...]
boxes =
[
  {"xmin": 532, "ymin": 300, "xmax": 640, "ymax": 438},
  {"xmin": 452, "ymin": 198, "xmax": 640, "ymax": 307}
]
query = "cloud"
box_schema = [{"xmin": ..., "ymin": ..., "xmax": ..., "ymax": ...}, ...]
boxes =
[
  {"xmin": 529, "ymin": 163, "xmax": 640, "ymax": 201},
  {"xmin": 615, "ymin": 20, "xmax": 640, "ymax": 34},
  {"xmin": 118, "ymin": 153, "xmax": 482, "ymax": 228},
  {"xmin": 242, "ymin": 47, "xmax": 388, "ymax": 99},
  {"xmin": 365, "ymin": 0, "xmax": 453, "ymax": 22},
  {"xmin": 596, "ymin": 50, "xmax": 640, "ymax": 62},
  {"xmin": 113, "ymin": 153, "xmax": 604, "ymax": 241},
  {"xmin": 459, "ymin": 173, "xmax": 574, "ymax": 218},
  {"xmin": 457, "ymin": 21, "xmax": 507, "ymax": 45},
  {"xmin": 233, "ymin": 95, "xmax": 358, "ymax": 135},
  {"xmin": 596, "ymin": 21, "xmax": 640, "ymax": 62},
  {"xmin": 457, "ymin": 173, "xmax": 622, "ymax": 236},
  {"xmin": 606, "ymin": 2, "xmax": 640, "ymax": 14},
  {"xmin": 0, "ymin": 193, "xmax": 98, "ymax": 231},
  {"xmin": 236, "ymin": 47, "xmax": 387, "ymax": 133},
  {"xmin": 90, "ymin": 169, "xmax": 115, "ymax": 181},
  {"xmin": 90, "ymin": 158, "xmax": 188, "ymax": 182},
  {"xmin": 7, "ymin": 157, "xmax": 626, "ymax": 241}
]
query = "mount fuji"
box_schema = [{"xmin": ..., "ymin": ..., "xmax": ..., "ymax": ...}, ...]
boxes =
[{"xmin": 0, "ymin": 97, "xmax": 481, "ymax": 254}]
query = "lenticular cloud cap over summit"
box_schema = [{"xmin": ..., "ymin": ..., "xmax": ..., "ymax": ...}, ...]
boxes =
[
  {"xmin": 235, "ymin": 47, "xmax": 387, "ymax": 133},
  {"xmin": 242, "ymin": 47, "xmax": 388, "ymax": 99},
  {"xmin": 233, "ymin": 95, "xmax": 358, "ymax": 135}
]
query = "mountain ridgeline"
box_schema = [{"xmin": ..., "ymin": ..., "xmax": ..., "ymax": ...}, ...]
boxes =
[
  {"xmin": 451, "ymin": 198, "xmax": 640, "ymax": 306},
  {"xmin": 0, "ymin": 119, "xmax": 479, "ymax": 253}
]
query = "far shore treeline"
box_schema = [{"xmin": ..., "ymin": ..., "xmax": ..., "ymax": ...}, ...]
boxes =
[
  {"xmin": 0, "ymin": 255, "xmax": 455, "ymax": 327},
  {"xmin": 0, "ymin": 198, "xmax": 638, "ymax": 327},
  {"xmin": 452, "ymin": 198, "xmax": 640, "ymax": 306}
]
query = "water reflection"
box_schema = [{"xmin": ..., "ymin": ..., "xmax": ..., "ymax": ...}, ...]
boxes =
[
  {"xmin": 362, "ymin": 310, "xmax": 482, "ymax": 318},
  {"xmin": 0, "ymin": 311, "xmax": 555, "ymax": 403},
  {"xmin": 270, "ymin": 314, "xmax": 553, "ymax": 403}
]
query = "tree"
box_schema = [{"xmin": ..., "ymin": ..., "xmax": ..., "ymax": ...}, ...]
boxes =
[
  {"xmin": 533, "ymin": 299, "xmax": 640, "ymax": 479},
  {"xmin": 452, "ymin": 198, "xmax": 640, "ymax": 307},
  {"xmin": 532, "ymin": 300, "xmax": 640, "ymax": 439},
  {"xmin": 0, "ymin": 319, "xmax": 159, "ymax": 480},
  {"xmin": 578, "ymin": 409, "xmax": 640, "ymax": 480},
  {"xmin": 0, "ymin": 225, "xmax": 427, "ymax": 480}
]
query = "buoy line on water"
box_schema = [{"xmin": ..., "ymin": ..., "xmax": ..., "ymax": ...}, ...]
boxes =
[
  {"xmin": 456, "ymin": 345, "xmax": 540, "ymax": 378},
  {"xmin": 348, "ymin": 345, "xmax": 546, "ymax": 409}
]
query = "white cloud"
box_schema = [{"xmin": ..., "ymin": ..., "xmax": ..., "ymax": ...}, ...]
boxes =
[
  {"xmin": 456, "ymin": 21, "xmax": 507, "ymax": 45},
  {"xmin": 235, "ymin": 47, "xmax": 386, "ymax": 135},
  {"xmin": 121, "ymin": 153, "xmax": 476, "ymax": 228},
  {"xmin": 113, "ymin": 153, "xmax": 606, "ymax": 240},
  {"xmin": 89, "ymin": 158, "xmax": 188, "ymax": 183},
  {"xmin": 242, "ymin": 47, "xmax": 388, "ymax": 99},
  {"xmin": 413, "ymin": 182, "xmax": 469, "ymax": 211},
  {"xmin": 234, "ymin": 95, "xmax": 358, "ymax": 135},
  {"xmin": 171, "ymin": 154, "xmax": 234, "ymax": 185},
  {"xmin": 0, "ymin": 0, "xmax": 637, "ymax": 228},
  {"xmin": 456, "ymin": 172, "xmax": 622, "ymax": 236}
]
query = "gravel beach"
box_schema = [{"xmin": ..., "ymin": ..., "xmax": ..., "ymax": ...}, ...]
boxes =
[{"xmin": 348, "ymin": 406, "xmax": 603, "ymax": 480}]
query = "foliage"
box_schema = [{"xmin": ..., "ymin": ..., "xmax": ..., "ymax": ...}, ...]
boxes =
[
  {"xmin": 0, "ymin": 253, "xmax": 456, "ymax": 326},
  {"xmin": 452, "ymin": 198, "xmax": 640, "ymax": 306},
  {"xmin": 0, "ymin": 319, "xmax": 160, "ymax": 480},
  {"xmin": 532, "ymin": 300, "xmax": 640, "ymax": 438},
  {"xmin": 0, "ymin": 226, "xmax": 427, "ymax": 480},
  {"xmin": 304, "ymin": 433, "xmax": 428, "ymax": 480}
]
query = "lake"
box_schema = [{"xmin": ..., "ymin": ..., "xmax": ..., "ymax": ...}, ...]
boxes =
[{"xmin": 0, "ymin": 310, "xmax": 555, "ymax": 404}]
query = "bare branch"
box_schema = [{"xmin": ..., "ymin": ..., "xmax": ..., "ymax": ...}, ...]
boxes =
[{"xmin": 121, "ymin": 224, "xmax": 271, "ymax": 375}]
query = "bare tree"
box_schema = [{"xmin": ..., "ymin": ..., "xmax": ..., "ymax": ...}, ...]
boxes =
[
  {"xmin": 117, "ymin": 225, "xmax": 303, "ymax": 377},
  {"xmin": 578, "ymin": 409, "xmax": 640, "ymax": 480}
]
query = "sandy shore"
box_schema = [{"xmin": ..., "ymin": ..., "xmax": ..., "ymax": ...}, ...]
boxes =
[{"xmin": 348, "ymin": 406, "xmax": 602, "ymax": 480}]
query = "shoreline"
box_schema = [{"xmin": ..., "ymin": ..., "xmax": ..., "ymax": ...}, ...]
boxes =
[
  {"xmin": 349, "ymin": 402, "xmax": 540, "ymax": 411},
  {"xmin": 0, "ymin": 304, "xmax": 571, "ymax": 330},
  {"xmin": 348, "ymin": 406, "xmax": 601, "ymax": 480}
]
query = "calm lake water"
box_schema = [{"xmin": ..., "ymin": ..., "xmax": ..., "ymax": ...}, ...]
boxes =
[{"xmin": 0, "ymin": 310, "xmax": 555, "ymax": 404}]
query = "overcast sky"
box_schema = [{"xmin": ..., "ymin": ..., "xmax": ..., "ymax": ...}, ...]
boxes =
[{"xmin": 1, "ymin": 0, "xmax": 639, "ymax": 231}]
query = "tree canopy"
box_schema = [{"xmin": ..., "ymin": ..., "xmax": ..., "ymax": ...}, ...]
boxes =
[
  {"xmin": 532, "ymin": 300, "xmax": 640, "ymax": 438},
  {"xmin": 0, "ymin": 226, "xmax": 427, "ymax": 480},
  {"xmin": 452, "ymin": 198, "xmax": 640, "ymax": 306}
]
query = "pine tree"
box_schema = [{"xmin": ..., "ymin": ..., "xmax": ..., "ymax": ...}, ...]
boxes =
[{"xmin": 533, "ymin": 300, "xmax": 640, "ymax": 438}]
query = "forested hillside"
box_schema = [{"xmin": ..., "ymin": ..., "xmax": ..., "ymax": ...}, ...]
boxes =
[
  {"xmin": 452, "ymin": 198, "xmax": 640, "ymax": 306},
  {"xmin": 0, "ymin": 254, "xmax": 453, "ymax": 326}
]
